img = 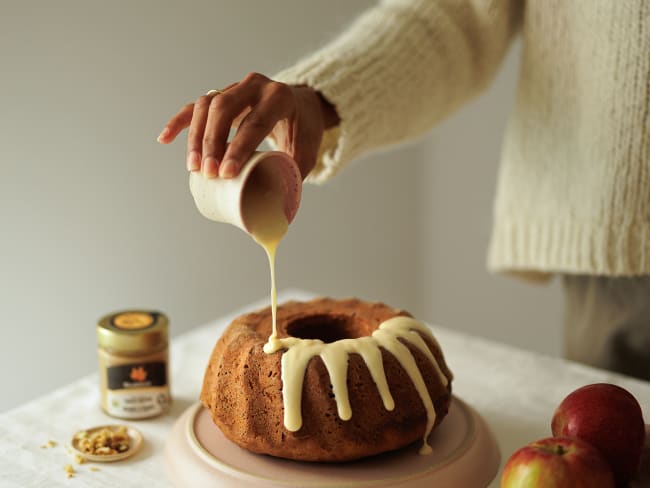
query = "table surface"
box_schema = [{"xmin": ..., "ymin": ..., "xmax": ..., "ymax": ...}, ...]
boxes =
[{"xmin": 2, "ymin": 289, "xmax": 649, "ymax": 488}]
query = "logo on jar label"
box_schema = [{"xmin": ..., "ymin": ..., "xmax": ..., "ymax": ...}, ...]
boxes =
[
  {"xmin": 107, "ymin": 362, "xmax": 167, "ymax": 390},
  {"xmin": 129, "ymin": 366, "xmax": 148, "ymax": 382}
]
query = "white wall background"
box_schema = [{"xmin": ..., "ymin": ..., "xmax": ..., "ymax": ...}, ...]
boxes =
[{"xmin": 1, "ymin": 1, "xmax": 562, "ymax": 413}]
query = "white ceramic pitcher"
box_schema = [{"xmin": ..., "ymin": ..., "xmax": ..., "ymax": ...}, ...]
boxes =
[{"xmin": 189, "ymin": 151, "xmax": 302, "ymax": 234}]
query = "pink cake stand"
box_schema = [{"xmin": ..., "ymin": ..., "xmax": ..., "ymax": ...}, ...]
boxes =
[{"xmin": 165, "ymin": 396, "xmax": 500, "ymax": 487}]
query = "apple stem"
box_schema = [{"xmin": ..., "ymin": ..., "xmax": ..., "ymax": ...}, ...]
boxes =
[{"xmin": 555, "ymin": 445, "xmax": 567, "ymax": 456}]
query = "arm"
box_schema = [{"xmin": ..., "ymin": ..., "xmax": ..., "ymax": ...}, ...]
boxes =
[
  {"xmin": 275, "ymin": 0, "xmax": 522, "ymax": 183},
  {"xmin": 159, "ymin": 0, "xmax": 521, "ymax": 182}
]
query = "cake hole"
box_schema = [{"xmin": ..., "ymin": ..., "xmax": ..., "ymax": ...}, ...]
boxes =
[{"xmin": 286, "ymin": 314, "xmax": 372, "ymax": 343}]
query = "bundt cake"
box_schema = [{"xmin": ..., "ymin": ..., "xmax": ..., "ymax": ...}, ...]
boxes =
[{"xmin": 200, "ymin": 297, "xmax": 453, "ymax": 462}]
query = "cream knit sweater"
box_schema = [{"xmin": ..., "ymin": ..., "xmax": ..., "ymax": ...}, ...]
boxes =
[{"xmin": 273, "ymin": 0, "xmax": 650, "ymax": 277}]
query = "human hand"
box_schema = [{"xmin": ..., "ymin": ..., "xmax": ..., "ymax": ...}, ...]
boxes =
[{"xmin": 157, "ymin": 72, "xmax": 339, "ymax": 180}]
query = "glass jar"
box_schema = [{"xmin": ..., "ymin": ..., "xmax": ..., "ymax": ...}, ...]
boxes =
[{"xmin": 97, "ymin": 310, "xmax": 171, "ymax": 419}]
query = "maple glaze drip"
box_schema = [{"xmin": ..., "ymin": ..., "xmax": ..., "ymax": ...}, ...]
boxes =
[
  {"xmin": 241, "ymin": 164, "xmax": 288, "ymax": 350},
  {"xmin": 263, "ymin": 316, "xmax": 449, "ymax": 455}
]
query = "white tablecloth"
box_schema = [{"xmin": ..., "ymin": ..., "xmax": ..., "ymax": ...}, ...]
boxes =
[{"xmin": 2, "ymin": 289, "xmax": 650, "ymax": 487}]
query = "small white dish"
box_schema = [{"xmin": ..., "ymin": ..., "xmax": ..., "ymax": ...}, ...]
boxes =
[{"xmin": 71, "ymin": 424, "xmax": 143, "ymax": 462}]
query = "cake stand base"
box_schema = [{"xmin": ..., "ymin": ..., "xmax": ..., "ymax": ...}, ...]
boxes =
[{"xmin": 164, "ymin": 396, "xmax": 500, "ymax": 488}]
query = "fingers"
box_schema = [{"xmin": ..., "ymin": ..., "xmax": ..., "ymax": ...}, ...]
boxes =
[
  {"xmin": 220, "ymin": 82, "xmax": 293, "ymax": 178},
  {"xmin": 186, "ymin": 95, "xmax": 212, "ymax": 172},
  {"xmin": 201, "ymin": 82, "xmax": 257, "ymax": 177},
  {"xmin": 159, "ymin": 73, "xmax": 301, "ymax": 179},
  {"xmin": 157, "ymin": 103, "xmax": 194, "ymax": 144},
  {"xmin": 203, "ymin": 73, "xmax": 287, "ymax": 178}
]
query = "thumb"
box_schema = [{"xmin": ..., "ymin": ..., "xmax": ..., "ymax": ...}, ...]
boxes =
[{"xmin": 291, "ymin": 126, "xmax": 322, "ymax": 181}]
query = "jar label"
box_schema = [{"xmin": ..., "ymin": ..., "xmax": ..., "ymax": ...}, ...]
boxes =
[
  {"xmin": 103, "ymin": 361, "xmax": 170, "ymax": 418},
  {"xmin": 106, "ymin": 361, "xmax": 167, "ymax": 390},
  {"xmin": 105, "ymin": 388, "xmax": 170, "ymax": 419}
]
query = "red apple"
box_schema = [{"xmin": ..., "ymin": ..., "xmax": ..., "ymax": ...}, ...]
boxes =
[
  {"xmin": 551, "ymin": 383, "xmax": 645, "ymax": 485},
  {"xmin": 500, "ymin": 436, "xmax": 615, "ymax": 487}
]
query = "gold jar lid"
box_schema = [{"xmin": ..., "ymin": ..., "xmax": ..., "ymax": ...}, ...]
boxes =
[{"xmin": 97, "ymin": 311, "xmax": 168, "ymax": 354}]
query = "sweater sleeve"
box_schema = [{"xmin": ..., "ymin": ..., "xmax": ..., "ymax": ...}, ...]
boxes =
[{"xmin": 272, "ymin": 0, "xmax": 522, "ymax": 183}]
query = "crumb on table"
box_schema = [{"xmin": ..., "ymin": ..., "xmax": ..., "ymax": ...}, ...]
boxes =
[
  {"xmin": 64, "ymin": 464, "xmax": 75, "ymax": 478},
  {"xmin": 41, "ymin": 440, "xmax": 58, "ymax": 449}
]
